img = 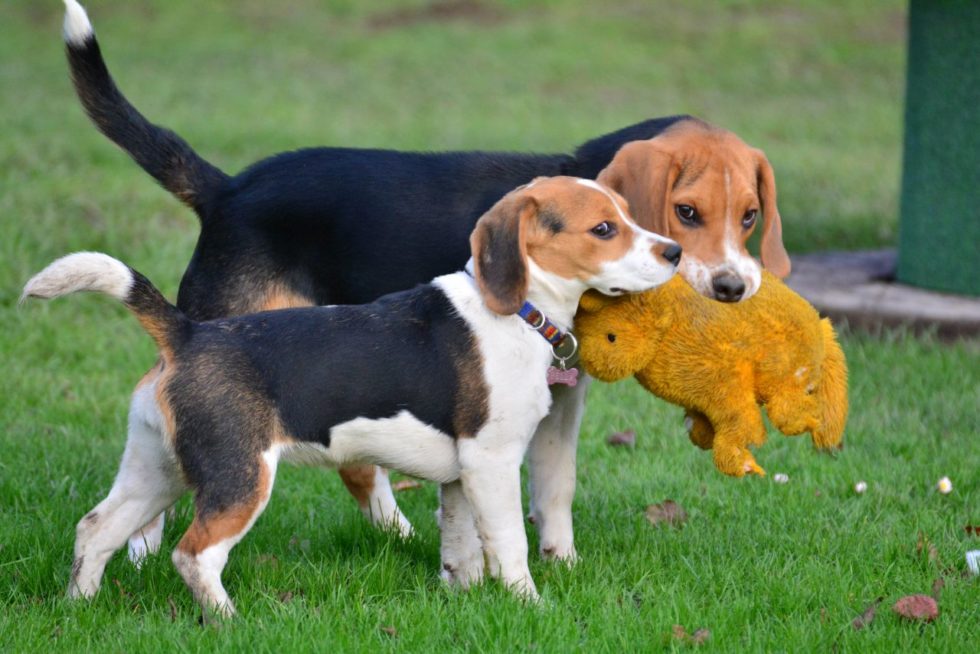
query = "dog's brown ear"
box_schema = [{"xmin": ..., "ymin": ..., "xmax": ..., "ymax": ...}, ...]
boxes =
[
  {"xmin": 470, "ymin": 190, "xmax": 537, "ymax": 315},
  {"xmin": 755, "ymin": 151, "xmax": 791, "ymax": 278},
  {"xmin": 598, "ymin": 140, "xmax": 679, "ymax": 237}
]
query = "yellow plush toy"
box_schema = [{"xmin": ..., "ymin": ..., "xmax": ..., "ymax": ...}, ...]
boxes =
[{"xmin": 575, "ymin": 272, "xmax": 848, "ymax": 477}]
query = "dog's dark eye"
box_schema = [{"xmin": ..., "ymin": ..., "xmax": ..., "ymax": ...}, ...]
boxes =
[
  {"xmin": 742, "ymin": 209, "xmax": 758, "ymax": 229},
  {"xmin": 675, "ymin": 204, "xmax": 699, "ymax": 226},
  {"xmin": 607, "ymin": 333, "xmax": 617, "ymax": 343},
  {"xmin": 591, "ymin": 221, "xmax": 617, "ymax": 239}
]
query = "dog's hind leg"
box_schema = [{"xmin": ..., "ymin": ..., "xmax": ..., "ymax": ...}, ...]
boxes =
[
  {"xmin": 172, "ymin": 450, "xmax": 279, "ymax": 619},
  {"xmin": 70, "ymin": 412, "xmax": 184, "ymax": 598}
]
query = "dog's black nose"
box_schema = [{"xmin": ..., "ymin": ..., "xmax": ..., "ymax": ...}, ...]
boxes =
[
  {"xmin": 662, "ymin": 244, "xmax": 682, "ymax": 266},
  {"xmin": 711, "ymin": 274, "xmax": 745, "ymax": 302}
]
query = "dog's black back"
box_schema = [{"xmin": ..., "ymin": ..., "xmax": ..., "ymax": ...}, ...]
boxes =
[
  {"xmin": 67, "ymin": 28, "xmax": 689, "ymax": 317},
  {"xmin": 183, "ymin": 149, "xmax": 571, "ymax": 316}
]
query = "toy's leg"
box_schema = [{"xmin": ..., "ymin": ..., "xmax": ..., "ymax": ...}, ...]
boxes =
[
  {"xmin": 439, "ymin": 480, "xmax": 485, "ymax": 588},
  {"xmin": 812, "ymin": 320, "xmax": 848, "ymax": 449},
  {"xmin": 684, "ymin": 410, "xmax": 715, "ymax": 450},
  {"xmin": 766, "ymin": 391, "xmax": 819, "ymax": 437},
  {"xmin": 526, "ymin": 376, "xmax": 589, "ymax": 563},
  {"xmin": 706, "ymin": 408, "xmax": 767, "ymax": 477}
]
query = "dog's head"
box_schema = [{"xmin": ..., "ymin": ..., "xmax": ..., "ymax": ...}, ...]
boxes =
[
  {"xmin": 470, "ymin": 176, "xmax": 681, "ymax": 315},
  {"xmin": 598, "ymin": 119, "xmax": 790, "ymax": 302}
]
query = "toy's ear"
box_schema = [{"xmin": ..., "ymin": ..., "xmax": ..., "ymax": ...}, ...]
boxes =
[
  {"xmin": 598, "ymin": 140, "xmax": 680, "ymax": 236},
  {"xmin": 754, "ymin": 149, "xmax": 791, "ymax": 278},
  {"xmin": 577, "ymin": 289, "xmax": 619, "ymax": 314},
  {"xmin": 573, "ymin": 296, "xmax": 652, "ymax": 382},
  {"xmin": 471, "ymin": 189, "xmax": 538, "ymax": 315}
]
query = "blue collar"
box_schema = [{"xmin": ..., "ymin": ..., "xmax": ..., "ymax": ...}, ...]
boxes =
[{"xmin": 464, "ymin": 269, "xmax": 578, "ymax": 365}]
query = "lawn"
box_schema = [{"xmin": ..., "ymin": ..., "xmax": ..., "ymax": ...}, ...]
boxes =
[{"xmin": 1, "ymin": 0, "xmax": 978, "ymax": 651}]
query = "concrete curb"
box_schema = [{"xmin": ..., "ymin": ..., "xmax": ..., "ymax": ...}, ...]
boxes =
[{"xmin": 785, "ymin": 249, "xmax": 980, "ymax": 339}]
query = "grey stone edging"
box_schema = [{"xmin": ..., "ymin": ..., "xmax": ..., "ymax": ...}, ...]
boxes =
[{"xmin": 785, "ymin": 249, "xmax": 980, "ymax": 339}]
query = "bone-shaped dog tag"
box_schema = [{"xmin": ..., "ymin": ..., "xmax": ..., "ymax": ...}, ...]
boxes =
[{"xmin": 547, "ymin": 366, "xmax": 579, "ymax": 386}]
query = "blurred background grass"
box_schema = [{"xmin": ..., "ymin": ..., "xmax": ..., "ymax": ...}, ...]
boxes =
[{"xmin": 1, "ymin": 0, "xmax": 906, "ymax": 303}]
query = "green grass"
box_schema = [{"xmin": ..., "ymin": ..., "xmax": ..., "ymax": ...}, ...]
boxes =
[{"xmin": 2, "ymin": 0, "xmax": 978, "ymax": 651}]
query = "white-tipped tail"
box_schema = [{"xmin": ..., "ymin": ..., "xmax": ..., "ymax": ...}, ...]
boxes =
[
  {"xmin": 22, "ymin": 252, "xmax": 133, "ymax": 304},
  {"xmin": 63, "ymin": 0, "xmax": 94, "ymax": 46}
]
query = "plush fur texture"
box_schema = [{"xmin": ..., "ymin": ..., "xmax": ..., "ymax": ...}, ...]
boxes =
[{"xmin": 575, "ymin": 272, "xmax": 848, "ymax": 476}]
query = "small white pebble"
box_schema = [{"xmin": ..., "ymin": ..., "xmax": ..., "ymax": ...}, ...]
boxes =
[
  {"xmin": 773, "ymin": 473, "xmax": 789, "ymax": 484},
  {"xmin": 967, "ymin": 550, "xmax": 980, "ymax": 576},
  {"xmin": 937, "ymin": 476, "xmax": 953, "ymax": 494},
  {"xmin": 854, "ymin": 481, "xmax": 868, "ymax": 494}
]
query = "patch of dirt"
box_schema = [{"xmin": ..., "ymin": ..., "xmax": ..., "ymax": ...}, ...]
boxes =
[
  {"xmin": 645, "ymin": 500, "xmax": 688, "ymax": 528},
  {"xmin": 368, "ymin": 1, "xmax": 506, "ymax": 30}
]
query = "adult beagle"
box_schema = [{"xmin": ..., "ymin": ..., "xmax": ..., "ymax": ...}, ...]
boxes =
[
  {"xmin": 60, "ymin": 0, "xmax": 789, "ymax": 563},
  {"xmin": 24, "ymin": 178, "xmax": 681, "ymax": 616}
]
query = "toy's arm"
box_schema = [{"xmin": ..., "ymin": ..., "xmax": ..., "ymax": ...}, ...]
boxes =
[{"xmin": 685, "ymin": 410, "xmax": 715, "ymax": 450}]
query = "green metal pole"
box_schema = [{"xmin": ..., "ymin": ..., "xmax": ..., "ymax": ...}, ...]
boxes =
[{"xmin": 898, "ymin": 0, "xmax": 980, "ymax": 296}]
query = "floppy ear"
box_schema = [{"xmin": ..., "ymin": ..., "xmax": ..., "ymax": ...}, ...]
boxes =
[
  {"xmin": 597, "ymin": 140, "xmax": 679, "ymax": 237},
  {"xmin": 755, "ymin": 150, "xmax": 791, "ymax": 278},
  {"xmin": 470, "ymin": 191, "xmax": 537, "ymax": 315}
]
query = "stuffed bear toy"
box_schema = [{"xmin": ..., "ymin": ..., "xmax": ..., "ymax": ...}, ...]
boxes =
[{"xmin": 575, "ymin": 272, "xmax": 848, "ymax": 477}]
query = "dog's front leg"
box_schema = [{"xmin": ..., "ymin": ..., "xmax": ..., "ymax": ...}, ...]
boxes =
[
  {"xmin": 457, "ymin": 438, "xmax": 537, "ymax": 600},
  {"xmin": 339, "ymin": 465, "xmax": 413, "ymax": 538},
  {"xmin": 439, "ymin": 480, "xmax": 484, "ymax": 588},
  {"xmin": 526, "ymin": 375, "xmax": 590, "ymax": 563}
]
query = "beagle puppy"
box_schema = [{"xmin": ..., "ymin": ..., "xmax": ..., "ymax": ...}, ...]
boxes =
[
  {"xmin": 23, "ymin": 177, "xmax": 681, "ymax": 616},
  {"xmin": 60, "ymin": 0, "xmax": 788, "ymax": 564}
]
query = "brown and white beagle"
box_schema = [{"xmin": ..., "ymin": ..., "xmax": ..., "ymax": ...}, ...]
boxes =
[{"xmin": 23, "ymin": 177, "xmax": 680, "ymax": 616}]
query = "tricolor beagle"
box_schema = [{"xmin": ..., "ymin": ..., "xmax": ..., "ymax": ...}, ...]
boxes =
[
  {"xmin": 60, "ymin": 0, "xmax": 789, "ymax": 564},
  {"xmin": 24, "ymin": 177, "xmax": 681, "ymax": 616}
]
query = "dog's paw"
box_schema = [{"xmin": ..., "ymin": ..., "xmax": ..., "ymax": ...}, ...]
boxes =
[
  {"xmin": 507, "ymin": 576, "xmax": 540, "ymax": 603},
  {"xmin": 440, "ymin": 553, "xmax": 485, "ymax": 589},
  {"xmin": 540, "ymin": 541, "xmax": 577, "ymax": 565}
]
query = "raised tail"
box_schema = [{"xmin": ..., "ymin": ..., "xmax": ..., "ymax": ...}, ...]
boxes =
[
  {"xmin": 812, "ymin": 318, "xmax": 848, "ymax": 450},
  {"xmin": 22, "ymin": 252, "xmax": 189, "ymax": 358},
  {"xmin": 62, "ymin": 0, "xmax": 228, "ymax": 215}
]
